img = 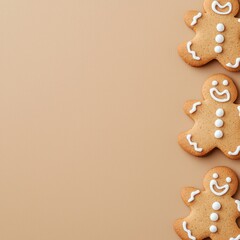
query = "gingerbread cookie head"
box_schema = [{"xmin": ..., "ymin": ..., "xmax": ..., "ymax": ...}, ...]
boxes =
[
  {"xmin": 203, "ymin": 166, "xmax": 238, "ymax": 197},
  {"xmin": 203, "ymin": 0, "xmax": 239, "ymax": 16},
  {"xmin": 202, "ymin": 74, "xmax": 238, "ymax": 103}
]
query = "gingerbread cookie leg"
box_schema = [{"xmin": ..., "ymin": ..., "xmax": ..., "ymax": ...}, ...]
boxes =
[
  {"xmin": 218, "ymin": 48, "xmax": 240, "ymax": 72},
  {"xmin": 178, "ymin": 131, "xmax": 214, "ymax": 157},
  {"xmin": 178, "ymin": 40, "xmax": 214, "ymax": 67},
  {"xmin": 174, "ymin": 218, "xmax": 208, "ymax": 240}
]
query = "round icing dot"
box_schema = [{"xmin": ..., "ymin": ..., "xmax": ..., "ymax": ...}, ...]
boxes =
[
  {"xmin": 214, "ymin": 130, "xmax": 223, "ymax": 139},
  {"xmin": 216, "ymin": 23, "xmax": 225, "ymax": 32},
  {"xmin": 223, "ymin": 80, "xmax": 229, "ymax": 86},
  {"xmin": 212, "ymin": 201, "xmax": 221, "ymax": 210},
  {"xmin": 215, "ymin": 119, "xmax": 224, "ymax": 128},
  {"xmin": 226, "ymin": 177, "xmax": 232, "ymax": 183},
  {"xmin": 210, "ymin": 225, "xmax": 218, "ymax": 233},
  {"xmin": 213, "ymin": 173, "xmax": 219, "ymax": 179},
  {"xmin": 216, "ymin": 108, "xmax": 224, "ymax": 117},
  {"xmin": 215, "ymin": 34, "xmax": 224, "ymax": 43},
  {"xmin": 212, "ymin": 80, "xmax": 218, "ymax": 86},
  {"xmin": 214, "ymin": 46, "xmax": 223, "ymax": 53},
  {"xmin": 210, "ymin": 213, "xmax": 219, "ymax": 222}
]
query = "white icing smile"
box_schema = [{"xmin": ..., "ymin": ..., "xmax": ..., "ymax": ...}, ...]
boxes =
[
  {"xmin": 210, "ymin": 87, "xmax": 230, "ymax": 102},
  {"xmin": 211, "ymin": 1, "xmax": 232, "ymax": 15},
  {"xmin": 210, "ymin": 179, "xmax": 230, "ymax": 196}
]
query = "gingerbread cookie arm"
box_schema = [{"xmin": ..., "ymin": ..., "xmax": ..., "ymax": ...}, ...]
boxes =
[
  {"xmin": 184, "ymin": 100, "xmax": 202, "ymax": 119},
  {"xmin": 181, "ymin": 187, "xmax": 201, "ymax": 206},
  {"xmin": 184, "ymin": 10, "xmax": 203, "ymax": 30}
]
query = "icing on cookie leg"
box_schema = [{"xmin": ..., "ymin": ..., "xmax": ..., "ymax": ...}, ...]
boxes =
[
  {"xmin": 230, "ymin": 235, "xmax": 240, "ymax": 240},
  {"xmin": 237, "ymin": 106, "xmax": 240, "ymax": 116},
  {"xmin": 182, "ymin": 221, "xmax": 196, "ymax": 240},
  {"xmin": 226, "ymin": 58, "xmax": 240, "ymax": 68},
  {"xmin": 235, "ymin": 200, "xmax": 240, "ymax": 211},
  {"xmin": 228, "ymin": 146, "xmax": 240, "ymax": 156},
  {"xmin": 187, "ymin": 42, "xmax": 201, "ymax": 60},
  {"xmin": 186, "ymin": 134, "xmax": 203, "ymax": 152}
]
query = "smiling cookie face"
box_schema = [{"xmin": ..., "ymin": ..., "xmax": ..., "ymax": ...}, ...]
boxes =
[
  {"xmin": 202, "ymin": 74, "xmax": 238, "ymax": 103},
  {"xmin": 203, "ymin": 167, "xmax": 238, "ymax": 196},
  {"xmin": 204, "ymin": 0, "xmax": 239, "ymax": 16}
]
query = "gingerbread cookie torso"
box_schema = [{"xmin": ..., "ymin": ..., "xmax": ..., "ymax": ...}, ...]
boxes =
[
  {"xmin": 178, "ymin": 74, "xmax": 240, "ymax": 160},
  {"xmin": 174, "ymin": 167, "xmax": 240, "ymax": 240},
  {"xmin": 178, "ymin": 0, "xmax": 240, "ymax": 71}
]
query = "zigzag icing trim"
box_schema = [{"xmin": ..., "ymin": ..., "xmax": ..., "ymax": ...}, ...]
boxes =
[
  {"xmin": 188, "ymin": 190, "xmax": 200, "ymax": 203},
  {"xmin": 189, "ymin": 102, "xmax": 201, "ymax": 114},
  {"xmin": 182, "ymin": 221, "xmax": 196, "ymax": 240},
  {"xmin": 191, "ymin": 12, "xmax": 202, "ymax": 26},
  {"xmin": 226, "ymin": 58, "xmax": 240, "ymax": 68},
  {"xmin": 230, "ymin": 235, "xmax": 240, "ymax": 240},
  {"xmin": 187, "ymin": 42, "xmax": 201, "ymax": 60},
  {"xmin": 186, "ymin": 134, "xmax": 203, "ymax": 152},
  {"xmin": 228, "ymin": 146, "xmax": 240, "ymax": 156}
]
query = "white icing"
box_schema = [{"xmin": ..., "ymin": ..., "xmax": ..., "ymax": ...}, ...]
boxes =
[
  {"xmin": 228, "ymin": 146, "xmax": 240, "ymax": 156},
  {"xmin": 226, "ymin": 177, "xmax": 232, "ymax": 183},
  {"xmin": 215, "ymin": 34, "xmax": 224, "ymax": 43},
  {"xmin": 210, "ymin": 213, "xmax": 219, "ymax": 221},
  {"xmin": 213, "ymin": 173, "xmax": 219, "ymax": 179},
  {"xmin": 223, "ymin": 80, "xmax": 228, "ymax": 86},
  {"xmin": 238, "ymin": 19, "xmax": 240, "ymax": 23},
  {"xmin": 182, "ymin": 221, "xmax": 196, "ymax": 240},
  {"xmin": 210, "ymin": 88, "xmax": 230, "ymax": 103},
  {"xmin": 214, "ymin": 46, "xmax": 223, "ymax": 53},
  {"xmin": 211, "ymin": 1, "xmax": 232, "ymax": 15},
  {"xmin": 209, "ymin": 225, "xmax": 217, "ymax": 233},
  {"xmin": 210, "ymin": 179, "xmax": 229, "ymax": 196},
  {"xmin": 226, "ymin": 58, "xmax": 240, "ymax": 68},
  {"xmin": 212, "ymin": 80, "xmax": 218, "ymax": 86},
  {"xmin": 216, "ymin": 23, "xmax": 225, "ymax": 32},
  {"xmin": 187, "ymin": 41, "xmax": 201, "ymax": 60},
  {"xmin": 216, "ymin": 108, "xmax": 224, "ymax": 117},
  {"xmin": 212, "ymin": 201, "xmax": 221, "ymax": 210},
  {"xmin": 230, "ymin": 235, "xmax": 240, "ymax": 240},
  {"xmin": 189, "ymin": 102, "xmax": 202, "ymax": 114},
  {"xmin": 214, "ymin": 130, "xmax": 223, "ymax": 139},
  {"xmin": 235, "ymin": 200, "xmax": 240, "ymax": 211},
  {"xmin": 186, "ymin": 134, "xmax": 203, "ymax": 152},
  {"xmin": 188, "ymin": 190, "xmax": 201, "ymax": 203},
  {"xmin": 191, "ymin": 12, "xmax": 202, "ymax": 26},
  {"xmin": 237, "ymin": 106, "xmax": 240, "ymax": 116},
  {"xmin": 215, "ymin": 119, "xmax": 224, "ymax": 128}
]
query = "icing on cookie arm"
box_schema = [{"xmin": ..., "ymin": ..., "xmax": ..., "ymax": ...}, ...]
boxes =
[
  {"xmin": 181, "ymin": 187, "xmax": 201, "ymax": 205},
  {"xmin": 184, "ymin": 100, "xmax": 202, "ymax": 119},
  {"xmin": 184, "ymin": 11, "xmax": 203, "ymax": 29}
]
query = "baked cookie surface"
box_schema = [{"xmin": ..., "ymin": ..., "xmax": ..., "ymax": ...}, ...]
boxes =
[
  {"xmin": 178, "ymin": 74, "xmax": 240, "ymax": 159},
  {"xmin": 179, "ymin": 0, "xmax": 240, "ymax": 71}
]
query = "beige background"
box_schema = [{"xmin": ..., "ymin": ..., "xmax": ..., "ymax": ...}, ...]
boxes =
[{"xmin": 1, "ymin": 0, "xmax": 240, "ymax": 239}]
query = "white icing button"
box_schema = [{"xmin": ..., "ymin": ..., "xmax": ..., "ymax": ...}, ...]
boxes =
[
  {"xmin": 210, "ymin": 225, "xmax": 218, "ymax": 233},
  {"xmin": 215, "ymin": 119, "xmax": 224, "ymax": 128},
  {"xmin": 223, "ymin": 80, "xmax": 229, "ymax": 86},
  {"xmin": 214, "ymin": 130, "xmax": 223, "ymax": 139},
  {"xmin": 215, "ymin": 34, "xmax": 224, "ymax": 43},
  {"xmin": 214, "ymin": 46, "xmax": 223, "ymax": 53},
  {"xmin": 226, "ymin": 177, "xmax": 232, "ymax": 183},
  {"xmin": 210, "ymin": 213, "xmax": 219, "ymax": 221},
  {"xmin": 216, "ymin": 23, "xmax": 225, "ymax": 32},
  {"xmin": 213, "ymin": 173, "xmax": 219, "ymax": 179},
  {"xmin": 212, "ymin": 201, "xmax": 221, "ymax": 210},
  {"xmin": 216, "ymin": 108, "xmax": 224, "ymax": 117},
  {"xmin": 212, "ymin": 80, "xmax": 218, "ymax": 86}
]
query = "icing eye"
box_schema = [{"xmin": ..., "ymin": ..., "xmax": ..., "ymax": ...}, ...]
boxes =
[
  {"xmin": 226, "ymin": 177, "xmax": 232, "ymax": 183},
  {"xmin": 212, "ymin": 80, "xmax": 218, "ymax": 86},
  {"xmin": 213, "ymin": 173, "xmax": 219, "ymax": 179},
  {"xmin": 223, "ymin": 80, "xmax": 229, "ymax": 86}
]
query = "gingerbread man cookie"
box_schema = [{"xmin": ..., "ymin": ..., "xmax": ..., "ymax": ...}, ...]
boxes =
[
  {"xmin": 178, "ymin": 0, "xmax": 240, "ymax": 71},
  {"xmin": 178, "ymin": 74, "xmax": 240, "ymax": 160},
  {"xmin": 174, "ymin": 167, "xmax": 240, "ymax": 240}
]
